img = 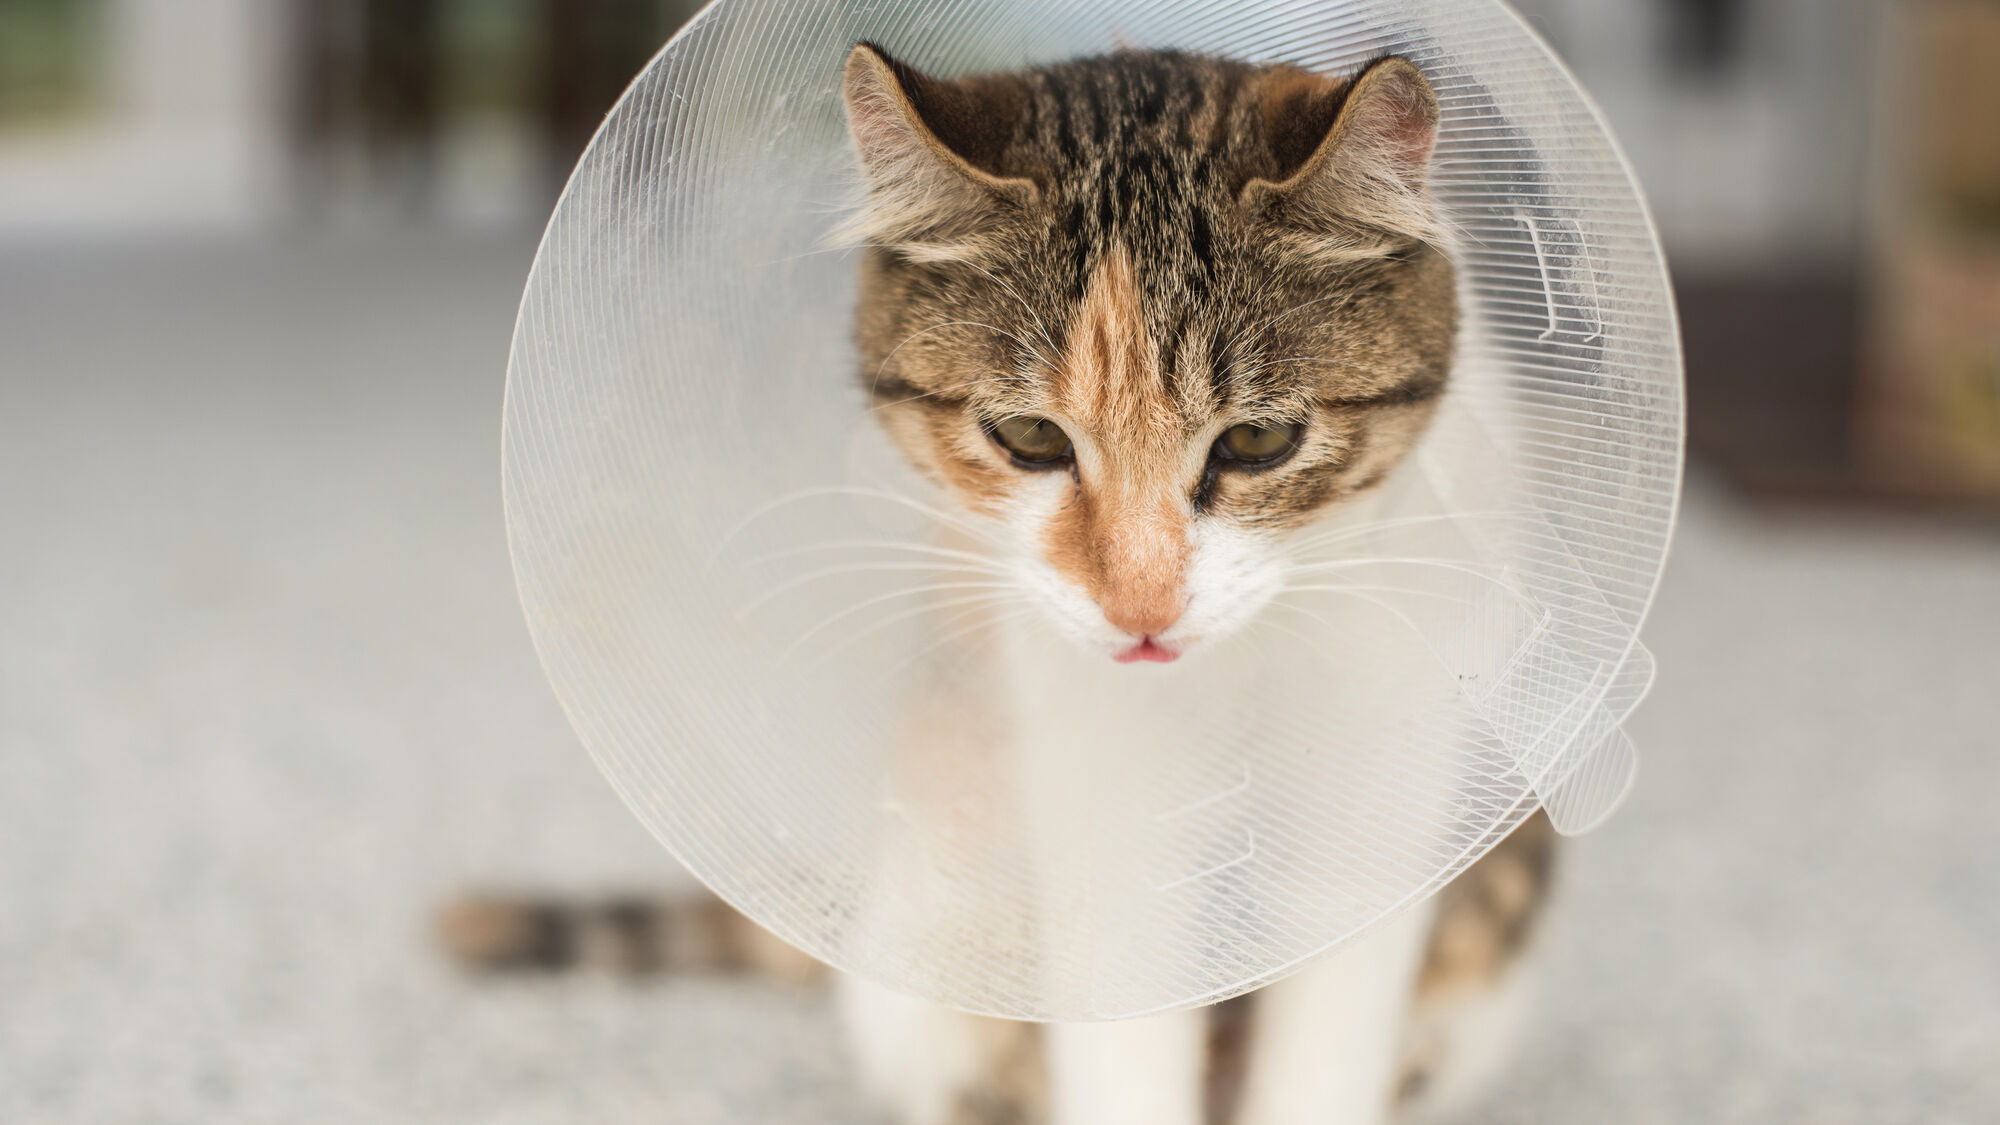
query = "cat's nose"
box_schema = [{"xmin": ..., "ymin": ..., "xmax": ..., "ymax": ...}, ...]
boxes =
[{"xmin": 1103, "ymin": 599, "xmax": 1183, "ymax": 639}]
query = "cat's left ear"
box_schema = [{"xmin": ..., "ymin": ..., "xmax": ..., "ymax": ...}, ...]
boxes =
[
  {"xmin": 837, "ymin": 43, "xmax": 1037, "ymax": 257},
  {"xmin": 1243, "ymin": 56, "xmax": 1443, "ymax": 259}
]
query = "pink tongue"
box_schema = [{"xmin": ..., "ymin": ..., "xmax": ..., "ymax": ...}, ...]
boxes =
[{"xmin": 1115, "ymin": 638, "xmax": 1179, "ymax": 664}]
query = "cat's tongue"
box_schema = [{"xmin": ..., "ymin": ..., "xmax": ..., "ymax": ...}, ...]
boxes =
[{"xmin": 1114, "ymin": 638, "xmax": 1180, "ymax": 664}]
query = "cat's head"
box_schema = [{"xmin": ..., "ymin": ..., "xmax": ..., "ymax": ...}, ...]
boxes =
[{"xmin": 843, "ymin": 45, "xmax": 1456, "ymax": 664}]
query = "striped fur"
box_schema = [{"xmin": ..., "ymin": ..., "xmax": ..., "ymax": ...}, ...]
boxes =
[{"xmin": 848, "ymin": 47, "xmax": 1458, "ymax": 537}]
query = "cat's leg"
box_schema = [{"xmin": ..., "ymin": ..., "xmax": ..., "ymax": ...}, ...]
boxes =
[
  {"xmin": 1044, "ymin": 1006, "xmax": 1208, "ymax": 1125},
  {"xmin": 1233, "ymin": 898, "xmax": 1439, "ymax": 1125},
  {"xmin": 837, "ymin": 973, "xmax": 1045, "ymax": 1125},
  {"xmin": 1395, "ymin": 962, "xmax": 1535, "ymax": 1124},
  {"xmin": 836, "ymin": 973, "xmax": 982, "ymax": 1125},
  {"xmin": 1397, "ymin": 812, "xmax": 1558, "ymax": 1122}
]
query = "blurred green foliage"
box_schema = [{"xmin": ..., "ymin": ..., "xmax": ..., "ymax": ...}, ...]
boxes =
[
  {"xmin": 437, "ymin": 0, "xmax": 699, "ymax": 119},
  {"xmin": 440, "ymin": 0, "xmax": 533, "ymax": 116},
  {"xmin": 0, "ymin": 0, "xmax": 106, "ymax": 123}
]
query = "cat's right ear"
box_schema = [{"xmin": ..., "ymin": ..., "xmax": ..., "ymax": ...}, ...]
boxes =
[
  {"xmin": 837, "ymin": 43, "xmax": 1036, "ymax": 258},
  {"xmin": 1243, "ymin": 56, "xmax": 1444, "ymax": 262}
]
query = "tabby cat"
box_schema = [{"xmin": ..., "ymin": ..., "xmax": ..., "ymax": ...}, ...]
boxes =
[{"xmin": 443, "ymin": 43, "xmax": 1556, "ymax": 1125}]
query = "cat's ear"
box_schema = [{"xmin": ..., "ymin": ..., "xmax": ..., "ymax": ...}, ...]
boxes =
[
  {"xmin": 838, "ymin": 43, "xmax": 1036, "ymax": 258},
  {"xmin": 1243, "ymin": 56, "xmax": 1443, "ymax": 260}
]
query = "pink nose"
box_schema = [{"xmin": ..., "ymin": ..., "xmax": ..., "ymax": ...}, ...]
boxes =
[{"xmin": 1103, "ymin": 602, "xmax": 1183, "ymax": 638}]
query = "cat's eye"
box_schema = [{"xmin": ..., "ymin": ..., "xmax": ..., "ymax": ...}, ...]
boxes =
[
  {"xmin": 1213, "ymin": 421, "xmax": 1303, "ymax": 465},
  {"xmin": 989, "ymin": 416, "xmax": 1073, "ymax": 467}
]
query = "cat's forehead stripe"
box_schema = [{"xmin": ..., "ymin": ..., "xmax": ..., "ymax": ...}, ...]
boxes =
[
  {"xmin": 1045, "ymin": 246, "xmax": 1242, "ymax": 427},
  {"xmin": 1051, "ymin": 245, "xmax": 1171, "ymax": 430}
]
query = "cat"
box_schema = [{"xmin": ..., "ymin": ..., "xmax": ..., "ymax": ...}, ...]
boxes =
[{"xmin": 441, "ymin": 43, "xmax": 1557, "ymax": 1125}]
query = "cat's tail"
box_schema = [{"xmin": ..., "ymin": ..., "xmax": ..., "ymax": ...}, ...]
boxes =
[{"xmin": 435, "ymin": 891, "xmax": 826, "ymax": 983}]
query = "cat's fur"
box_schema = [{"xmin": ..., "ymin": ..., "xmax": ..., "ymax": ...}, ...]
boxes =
[{"xmin": 440, "ymin": 44, "xmax": 1557, "ymax": 1125}]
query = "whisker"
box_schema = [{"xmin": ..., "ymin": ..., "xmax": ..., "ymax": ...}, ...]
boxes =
[
  {"xmin": 1282, "ymin": 582, "xmax": 1479, "ymax": 607},
  {"xmin": 867, "ymin": 375, "xmax": 988, "ymax": 415},
  {"xmin": 1245, "ymin": 613, "xmax": 1321, "ymax": 652},
  {"xmin": 1244, "ymin": 356, "xmax": 1337, "ymax": 369},
  {"xmin": 1285, "ymin": 509, "xmax": 1536, "ymax": 553},
  {"xmin": 737, "ymin": 538, "xmax": 1008, "ymax": 572},
  {"xmin": 933, "ymin": 604, "xmax": 1039, "ymax": 683},
  {"xmin": 1283, "ymin": 556, "xmax": 1517, "ymax": 592},
  {"xmin": 812, "ymin": 593, "xmax": 1027, "ymax": 674},
  {"xmin": 1268, "ymin": 588, "xmax": 1426, "ymax": 644},
  {"xmin": 778, "ymin": 580, "xmax": 1023, "ymax": 665},
  {"xmin": 868, "ymin": 603, "xmax": 1034, "ymax": 685},
  {"xmin": 710, "ymin": 485, "xmax": 1008, "ymax": 566},
  {"xmin": 796, "ymin": 588, "xmax": 1028, "ymax": 669},
  {"xmin": 756, "ymin": 242, "xmax": 861, "ymax": 268},
  {"xmin": 1265, "ymin": 597, "xmax": 1337, "ymax": 631},
  {"xmin": 736, "ymin": 559, "xmax": 1013, "ymax": 617}
]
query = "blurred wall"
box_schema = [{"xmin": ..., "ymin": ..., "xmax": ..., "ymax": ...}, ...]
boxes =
[{"xmin": 1, "ymin": 0, "xmax": 1890, "ymax": 255}]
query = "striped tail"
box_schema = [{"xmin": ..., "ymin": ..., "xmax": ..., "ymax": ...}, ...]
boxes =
[{"xmin": 435, "ymin": 891, "xmax": 826, "ymax": 983}]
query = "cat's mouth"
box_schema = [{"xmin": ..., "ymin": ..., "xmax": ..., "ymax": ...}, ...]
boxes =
[{"xmin": 1113, "ymin": 637, "xmax": 1181, "ymax": 664}]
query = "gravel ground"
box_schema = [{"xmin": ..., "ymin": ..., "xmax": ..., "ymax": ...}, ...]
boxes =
[{"xmin": 2, "ymin": 235, "xmax": 1995, "ymax": 1123}]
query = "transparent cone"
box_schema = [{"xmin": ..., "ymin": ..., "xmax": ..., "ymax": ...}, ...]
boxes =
[{"xmin": 503, "ymin": 0, "xmax": 1682, "ymax": 1019}]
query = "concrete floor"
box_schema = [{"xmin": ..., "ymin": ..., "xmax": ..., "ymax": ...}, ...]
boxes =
[{"xmin": 2, "ymin": 235, "xmax": 1995, "ymax": 1123}]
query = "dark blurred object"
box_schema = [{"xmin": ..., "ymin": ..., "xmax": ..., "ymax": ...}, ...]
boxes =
[
  {"xmin": 1678, "ymin": 271, "xmax": 1868, "ymax": 498},
  {"xmin": 1665, "ymin": 0, "xmax": 1748, "ymax": 75},
  {"xmin": 537, "ymin": 0, "xmax": 703, "ymax": 201},
  {"xmin": 1858, "ymin": 0, "xmax": 2000, "ymax": 504},
  {"xmin": 290, "ymin": 0, "xmax": 441, "ymax": 210},
  {"xmin": 287, "ymin": 0, "xmax": 700, "ymax": 216}
]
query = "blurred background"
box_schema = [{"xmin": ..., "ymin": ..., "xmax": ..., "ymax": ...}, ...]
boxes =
[{"xmin": 1, "ymin": 0, "xmax": 1994, "ymax": 1121}]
